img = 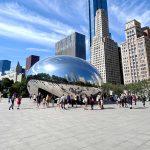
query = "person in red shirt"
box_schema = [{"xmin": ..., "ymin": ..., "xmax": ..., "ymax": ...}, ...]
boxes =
[{"xmin": 17, "ymin": 96, "xmax": 22, "ymax": 109}]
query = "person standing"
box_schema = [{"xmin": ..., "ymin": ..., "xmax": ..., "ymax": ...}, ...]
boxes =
[
  {"xmin": 128, "ymin": 93, "xmax": 133, "ymax": 109},
  {"xmin": 51, "ymin": 95, "xmax": 55, "ymax": 107},
  {"xmin": 90, "ymin": 94, "xmax": 95, "ymax": 110},
  {"xmin": 33, "ymin": 94, "xmax": 36, "ymax": 102},
  {"xmin": 46, "ymin": 94, "xmax": 50, "ymax": 108},
  {"xmin": 70, "ymin": 95, "xmax": 74, "ymax": 107},
  {"xmin": 83, "ymin": 94, "xmax": 88, "ymax": 110},
  {"xmin": 96, "ymin": 94, "xmax": 101, "ymax": 109},
  {"xmin": 74, "ymin": 95, "xmax": 78, "ymax": 108},
  {"xmin": 117, "ymin": 96, "xmax": 121, "ymax": 107},
  {"xmin": 60, "ymin": 95, "xmax": 66, "ymax": 109},
  {"xmin": 42, "ymin": 97, "xmax": 46, "ymax": 108},
  {"xmin": 100, "ymin": 94, "xmax": 104, "ymax": 109},
  {"xmin": 29, "ymin": 94, "xmax": 32, "ymax": 100},
  {"xmin": 120, "ymin": 94, "xmax": 124, "ymax": 107},
  {"xmin": 124, "ymin": 94, "xmax": 128, "ymax": 107},
  {"xmin": 79, "ymin": 95, "xmax": 83, "ymax": 106},
  {"xmin": 67, "ymin": 94, "xmax": 71, "ymax": 108},
  {"xmin": 17, "ymin": 96, "xmax": 22, "ymax": 109},
  {"xmin": 132, "ymin": 95, "xmax": 137, "ymax": 105},
  {"xmin": 37, "ymin": 92, "xmax": 42, "ymax": 108},
  {"xmin": 0, "ymin": 92, "xmax": 2, "ymax": 102}
]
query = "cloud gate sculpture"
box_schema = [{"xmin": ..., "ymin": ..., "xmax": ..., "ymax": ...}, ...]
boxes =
[{"xmin": 27, "ymin": 56, "xmax": 102, "ymax": 97}]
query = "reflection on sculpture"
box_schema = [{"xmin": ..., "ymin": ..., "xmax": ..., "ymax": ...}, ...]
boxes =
[{"xmin": 26, "ymin": 56, "xmax": 102, "ymax": 97}]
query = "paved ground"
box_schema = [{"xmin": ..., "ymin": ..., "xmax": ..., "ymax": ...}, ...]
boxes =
[{"xmin": 0, "ymin": 98, "xmax": 150, "ymax": 150}]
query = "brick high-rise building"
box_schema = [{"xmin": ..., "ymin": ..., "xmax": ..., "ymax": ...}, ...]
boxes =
[
  {"xmin": 26, "ymin": 55, "xmax": 39, "ymax": 71},
  {"xmin": 121, "ymin": 20, "xmax": 150, "ymax": 84},
  {"xmin": 91, "ymin": 9, "xmax": 121, "ymax": 84}
]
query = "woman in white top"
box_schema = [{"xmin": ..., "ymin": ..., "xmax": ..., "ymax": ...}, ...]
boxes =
[
  {"xmin": 96, "ymin": 94, "xmax": 101, "ymax": 109},
  {"xmin": 83, "ymin": 95, "xmax": 88, "ymax": 110}
]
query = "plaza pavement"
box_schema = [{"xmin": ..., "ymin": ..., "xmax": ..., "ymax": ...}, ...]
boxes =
[{"xmin": 0, "ymin": 98, "xmax": 150, "ymax": 150}]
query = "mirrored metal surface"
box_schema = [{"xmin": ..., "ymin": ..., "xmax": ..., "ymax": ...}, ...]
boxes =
[{"xmin": 27, "ymin": 56, "xmax": 102, "ymax": 86}]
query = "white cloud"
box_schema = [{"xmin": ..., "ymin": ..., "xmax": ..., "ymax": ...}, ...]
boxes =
[
  {"xmin": 31, "ymin": 0, "xmax": 73, "ymax": 19},
  {"xmin": 110, "ymin": 1, "xmax": 150, "ymax": 25},
  {"xmin": 0, "ymin": 21, "xmax": 61, "ymax": 46},
  {"xmin": 108, "ymin": 0, "xmax": 150, "ymax": 42},
  {"xmin": 0, "ymin": 2, "xmax": 75, "ymax": 36}
]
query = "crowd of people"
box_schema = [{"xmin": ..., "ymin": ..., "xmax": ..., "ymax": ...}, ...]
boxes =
[
  {"xmin": 29, "ymin": 92, "xmax": 105, "ymax": 110},
  {"xmin": 0, "ymin": 91, "xmax": 149, "ymax": 110},
  {"xmin": 27, "ymin": 92, "xmax": 149, "ymax": 110},
  {"xmin": 116, "ymin": 93, "xmax": 148, "ymax": 109}
]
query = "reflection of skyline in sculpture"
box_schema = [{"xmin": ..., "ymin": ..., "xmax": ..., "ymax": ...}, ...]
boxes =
[
  {"xmin": 27, "ymin": 56, "xmax": 102, "ymax": 97},
  {"xmin": 27, "ymin": 56, "xmax": 102, "ymax": 86}
]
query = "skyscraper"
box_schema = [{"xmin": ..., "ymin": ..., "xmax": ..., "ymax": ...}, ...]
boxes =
[
  {"xmin": 26, "ymin": 55, "xmax": 40, "ymax": 71},
  {"xmin": 91, "ymin": 9, "xmax": 121, "ymax": 84},
  {"xmin": 55, "ymin": 32, "xmax": 86, "ymax": 60},
  {"xmin": 121, "ymin": 20, "xmax": 150, "ymax": 84},
  {"xmin": 0, "ymin": 60, "xmax": 11, "ymax": 75},
  {"xmin": 88, "ymin": 0, "xmax": 108, "ymax": 46}
]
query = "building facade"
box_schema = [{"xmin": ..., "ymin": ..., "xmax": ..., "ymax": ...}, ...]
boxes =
[
  {"xmin": 91, "ymin": 9, "xmax": 121, "ymax": 84},
  {"xmin": 0, "ymin": 62, "xmax": 25, "ymax": 82},
  {"xmin": 121, "ymin": 20, "xmax": 150, "ymax": 84},
  {"xmin": 118, "ymin": 47, "xmax": 124, "ymax": 84},
  {"xmin": 0, "ymin": 70, "xmax": 23, "ymax": 82},
  {"xmin": 26, "ymin": 55, "xmax": 40, "ymax": 71},
  {"xmin": 0, "ymin": 60, "xmax": 11, "ymax": 75},
  {"xmin": 55, "ymin": 32, "xmax": 86, "ymax": 60},
  {"xmin": 88, "ymin": 0, "xmax": 108, "ymax": 46}
]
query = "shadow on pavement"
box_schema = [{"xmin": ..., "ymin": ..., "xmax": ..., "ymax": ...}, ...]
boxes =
[{"xmin": 134, "ymin": 107, "xmax": 148, "ymax": 109}]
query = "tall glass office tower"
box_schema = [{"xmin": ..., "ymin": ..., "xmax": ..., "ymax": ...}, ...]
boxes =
[{"xmin": 88, "ymin": 0, "xmax": 108, "ymax": 46}]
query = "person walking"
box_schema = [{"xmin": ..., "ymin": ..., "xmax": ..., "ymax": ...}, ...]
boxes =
[
  {"xmin": 16, "ymin": 96, "xmax": 22, "ymax": 109},
  {"xmin": 9, "ymin": 94, "xmax": 16, "ymax": 110},
  {"xmin": 7, "ymin": 93, "xmax": 11, "ymax": 103},
  {"xmin": 142, "ymin": 96, "xmax": 146, "ymax": 107}
]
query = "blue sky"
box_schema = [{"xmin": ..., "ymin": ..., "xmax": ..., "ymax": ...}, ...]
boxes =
[{"xmin": 0, "ymin": 0, "xmax": 149, "ymax": 68}]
